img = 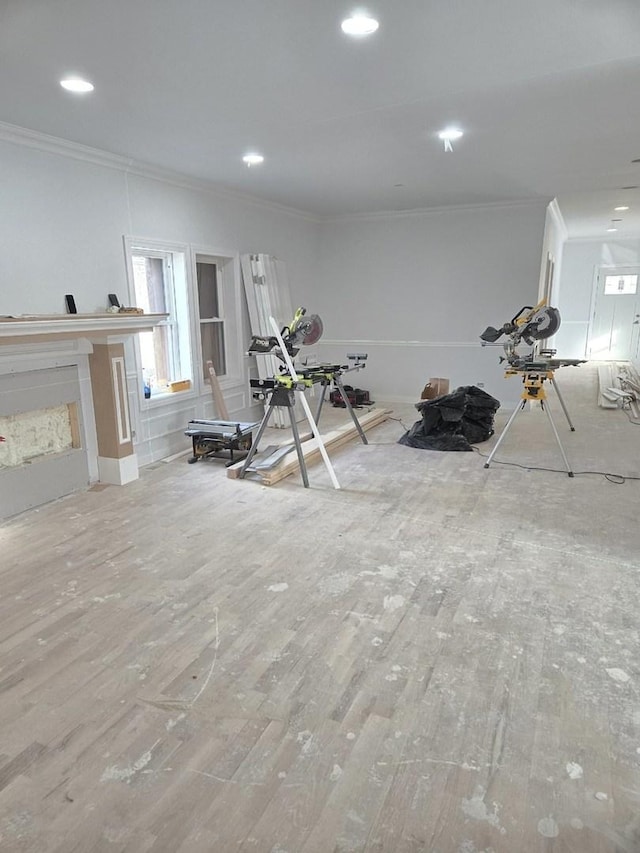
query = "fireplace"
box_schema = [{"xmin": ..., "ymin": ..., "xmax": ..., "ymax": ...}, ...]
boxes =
[{"xmin": 0, "ymin": 313, "xmax": 166, "ymax": 518}]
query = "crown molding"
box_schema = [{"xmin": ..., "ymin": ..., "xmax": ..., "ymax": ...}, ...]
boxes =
[
  {"xmin": 565, "ymin": 234, "xmax": 640, "ymax": 244},
  {"xmin": 322, "ymin": 197, "xmax": 550, "ymax": 224},
  {"xmin": 0, "ymin": 120, "xmax": 321, "ymax": 223},
  {"xmin": 0, "ymin": 119, "xmax": 552, "ymax": 225}
]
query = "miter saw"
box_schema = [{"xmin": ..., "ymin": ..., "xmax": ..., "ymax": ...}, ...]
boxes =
[
  {"xmin": 247, "ymin": 307, "xmax": 368, "ymax": 424},
  {"xmin": 248, "ymin": 307, "xmax": 324, "ymax": 359},
  {"xmin": 240, "ymin": 307, "xmax": 370, "ymax": 486},
  {"xmin": 480, "ymin": 299, "xmax": 562, "ymax": 369},
  {"xmin": 480, "ymin": 298, "xmax": 585, "ymax": 477}
]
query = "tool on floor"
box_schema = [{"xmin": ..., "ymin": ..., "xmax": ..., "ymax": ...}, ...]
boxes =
[
  {"xmin": 480, "ymin": 299, "xmax": 585, "ymax": 476},
  {"xmin": 184, "ymin": 358, "xmax": 259, "ymax": 466},
  {"xmin": 185, "ymin": 420, "xmax": 257, "ymax": 466}
]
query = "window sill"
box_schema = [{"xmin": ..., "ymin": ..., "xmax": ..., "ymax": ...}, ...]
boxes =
[{"xmin": 142, "ymin": 387, "xmax": 198, "ymax": 408}]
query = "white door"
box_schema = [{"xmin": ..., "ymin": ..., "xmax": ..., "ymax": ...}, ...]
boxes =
[{"xmin": 588, "ymin": 268, "xmax": 640, "ymax": 360}]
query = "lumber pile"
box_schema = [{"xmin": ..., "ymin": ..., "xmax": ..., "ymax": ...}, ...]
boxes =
[
  {"xmin": 597, "ymin": 363, "xmax": 623, "ymax": 408},
  {"xmin": 598, "ymin": 362, "xmax": 640, "ymax": 420},
  {"xmin": 227, "ymin": 407, "xmax": 391, "ymax": 485}
]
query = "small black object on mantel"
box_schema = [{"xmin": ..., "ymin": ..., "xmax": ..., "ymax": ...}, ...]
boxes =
[
  {"xmin": 108, "ymin": 293, "xmax": 120, "ymax": 308},
  {"xmin": 65, "ymin": 294, "xmax": 77, "ymax": 314}
]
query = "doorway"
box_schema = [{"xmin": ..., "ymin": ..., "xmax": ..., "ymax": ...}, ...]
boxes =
[{"xmin": 588, "ymin": 267, "xmax": 640, "ymax": 361}]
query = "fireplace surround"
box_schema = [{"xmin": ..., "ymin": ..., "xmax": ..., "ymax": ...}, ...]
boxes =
[{"xmin": 0, "ymin": 313, "xmax": 166, "ymax": 517}]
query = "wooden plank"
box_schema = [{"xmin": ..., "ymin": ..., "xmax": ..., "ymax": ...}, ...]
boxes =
[
  {"xmin": 261, "ymin": 409, "xmax": 391, "ymax": 486},
  {"xmin": 226, "ymin": 409, "xmax": 390, "ymax": 482},
  {"xmin": 251, "ymin": 444, "xmax": 297, "ymax": 470},
  {"xmin": 67, "ymin": 401, "xmax": 81, "ymax": 449},
  {"xmin": 207, "ymin": 360, "xmax": 229, "ymax": 420},
  {"xmin": 597, "ymin": 365, "xmax": 618, "ymax": 408}
]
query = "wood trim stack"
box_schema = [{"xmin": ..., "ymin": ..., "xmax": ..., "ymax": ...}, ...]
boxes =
[
  {"xmin": 227, "ymin": 408, "xmax": 391, "ymax": 485},
  {"xmin": 207, "ymin": 360, "xmax": 229, "ymax": 420}
]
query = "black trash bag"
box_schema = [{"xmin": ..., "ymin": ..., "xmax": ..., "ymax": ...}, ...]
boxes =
[{"xmin": 398, "ymin": 385, "xmax": 500, "ymax": 451}]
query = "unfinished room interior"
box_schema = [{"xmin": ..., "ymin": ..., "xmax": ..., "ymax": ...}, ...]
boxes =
[{"xmin": 2, "ymin": 1, "xmax": 640, "ymax": 850}]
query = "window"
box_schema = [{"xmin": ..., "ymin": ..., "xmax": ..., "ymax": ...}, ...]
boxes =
[
  {"xmin": 128, "ymin": 244, "xmax": 193, "ymax": 398},
  {"xmin": 196, "ymin": 255, "xmax": 228, "ymax": 379},
  {"xmin": 604, "ymin": 274, "xmax": 638, "ymax": 295}
]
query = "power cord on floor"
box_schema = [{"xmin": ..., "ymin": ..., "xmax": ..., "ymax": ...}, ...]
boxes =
[
  {"xmin": 366, "ymin": 416, "xmax": 640, "ymax": 483},
  {"xmin": 366, "ymin": 414, "xmax": 414, "ymax": 445},
  {"xmin": 387, "ymin": 415, "xmax": 412, "ymax": 432},
  {"xmin": 471, "ymin": 446, "xmax": 640, "ymax": 484}
]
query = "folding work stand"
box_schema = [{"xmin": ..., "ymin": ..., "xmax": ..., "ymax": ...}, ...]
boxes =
[
  {"xmin": 484, "ymin": 366, "xmax": 575, "ymax": 477},
  {"xmin": 307, "ymin": 366, "xmax": 368, "ymax": 445},
  {"xmin": 238, "ymin": 365, "xmax": 369, "ymax": 487},
  {"xmin": 238, "ymin": 385, "xmax": 311, "ymax": 486}
]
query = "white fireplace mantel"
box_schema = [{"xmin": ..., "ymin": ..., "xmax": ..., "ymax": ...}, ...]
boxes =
[
  {"xmin": 0, "ymin": 314, "xmax": 168, "ymax": 514},
  {"xmin": 0, "ymin": 313, "xmax": 168, "ymax": 345}
]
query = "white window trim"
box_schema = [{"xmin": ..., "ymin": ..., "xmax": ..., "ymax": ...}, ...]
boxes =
[
  {"xmin": 123, "ymin": 236, "xmax": 198, "ymax": 408},
  {"xmin": 189, "ymin": 246, "xmax": 245, "ymax": 393}
]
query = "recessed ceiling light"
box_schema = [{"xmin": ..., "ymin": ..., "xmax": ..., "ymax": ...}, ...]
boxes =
[
  {"xmin": 60, "ymin": 77, "xmax": 94, "ymax": 93},
  {"xmin": 341, "ymin": 14, "xmax": 379, "ymax": 36},
  {"xmin": 438, "ymin": 127, "xmax": 463, "ymax": 152},
  {"xmin": 242, "ymin": 153, "xmax": 264, "ymax": 166},
  {"xmin": 438, "ymin": 128, "xmax": 464, "ymax": 142},
  {"xmin": 607, "ymin": 227, "xmax": 618, "ymax": 232},
  {"xmin": 614, "ymin": 206, "xmax": 630, "ymax": 211}
]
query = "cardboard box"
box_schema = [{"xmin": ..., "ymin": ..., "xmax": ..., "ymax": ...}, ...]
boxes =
[
  {"xmin": 169, "ymin": 379, "xmax": 192, "ymax": 393},
  {"xmin": 420, "ymin": 377, "xmax": 449, "ymax": 400}
]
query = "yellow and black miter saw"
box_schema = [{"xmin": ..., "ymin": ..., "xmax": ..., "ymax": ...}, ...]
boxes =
[
  {"xmin": 480, "ymin": 299, "xmax": 586, "ymax": 476},
  {"xmin": 480, "ymin": 299, "xmax": 562, "ymax": 369}
]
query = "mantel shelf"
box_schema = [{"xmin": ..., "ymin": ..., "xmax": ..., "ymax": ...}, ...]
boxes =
[{"xmin": 0, "ymin": 313, "xmax": 168, "ymax": 345}]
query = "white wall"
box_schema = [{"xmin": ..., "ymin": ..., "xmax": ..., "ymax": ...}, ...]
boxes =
[
  {"xmin": 0, "ymin": 132, "xmax": 320, "ymax": 464},
  {"xmin": 554, "ymin": 238, "xmax": 640, "ymax": 359},
  {"xmin": 294, "ymin": 202, "xmax": 549, "ymax": 406},
  {"xmin": 0, "ymin": 126, "xmax": 553, "ymax": 465}
]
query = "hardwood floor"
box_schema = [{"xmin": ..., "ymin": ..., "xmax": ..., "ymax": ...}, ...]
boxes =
[{"xmin": 0, "ymin": 364, "xmax": 639, "ymax": 852}]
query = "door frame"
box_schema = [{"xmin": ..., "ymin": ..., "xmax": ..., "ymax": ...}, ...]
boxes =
[{"xmin": 586, "ymin": 263, "xmax": 640, "ymax": 359}]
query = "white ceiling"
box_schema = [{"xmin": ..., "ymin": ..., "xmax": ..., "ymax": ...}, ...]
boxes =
[{"xmin": 2, "ymin": 0, "xmax": 640, "ymax": 234}]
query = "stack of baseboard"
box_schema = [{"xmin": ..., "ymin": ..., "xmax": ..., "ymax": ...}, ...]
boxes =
[
  {"xmin": 597, "ymin": 364, "xmax": 625, "ymax": 408},
  {"xmin": 598, "ymin": 363, "xmax": 640, "ymax": 420},
  {"xmin": 619, "ymin": 363, "xmax": 640, "ymax": 421},
  {"xmin": 227, "ymin": 408, "xmax": 391, "ymax": 486}
]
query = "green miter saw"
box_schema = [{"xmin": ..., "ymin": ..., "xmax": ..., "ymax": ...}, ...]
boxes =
[{"xmin": 248, "ymin": 307, "xmax": 324, "ymax": 358}]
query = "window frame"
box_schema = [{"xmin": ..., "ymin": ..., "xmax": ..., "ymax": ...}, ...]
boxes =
[
  {"xmin": 189, "ymin": 247, "xmax": 245, "ymax": 394},
  {"xmin": 603, "ymin": 273, "xmax": 638, "ymax": 296},
  {"xmin": 123, "ymin": 236, "xmax": 196, "ymax": 407}
]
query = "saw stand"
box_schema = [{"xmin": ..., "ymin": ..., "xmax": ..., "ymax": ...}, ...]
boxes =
[
  {"xmin": 239, "ymin": 385, "xmax": 312, "ymax": 486},
  {"xmin": 484, "ymin": 367, "xmax": 575, "ymax": 476},
  {"xmin": 308, "ymin": 366, "xmax": 368, "ymax": 445},
  {"xmin": 238, "ymin": 365, "xmax": 369, "ymax": 487}
]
